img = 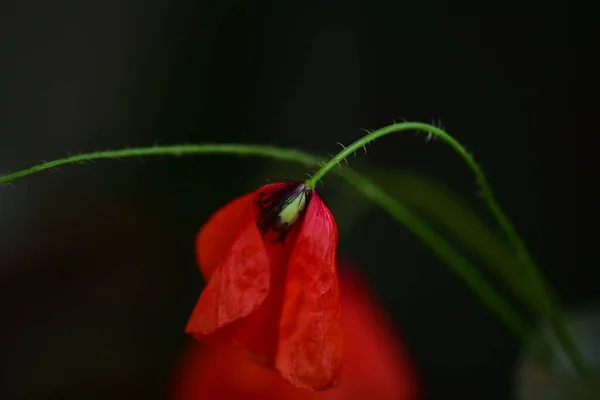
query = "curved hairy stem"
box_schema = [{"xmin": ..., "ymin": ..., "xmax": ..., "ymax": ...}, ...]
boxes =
[
  {"xmin": 0, "ymin": 139, "xmax": 565, "ymax": 372},
  {"xmin": 305, "ymin": 121, "xmax": 590, "ymax": 377},
  {"xmin": 0, "ymin": 144, "xmax": 318, "ymax": 186}
]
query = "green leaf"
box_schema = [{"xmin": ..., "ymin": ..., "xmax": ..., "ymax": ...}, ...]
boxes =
[{"xmin": 365, "ymin": 168, "xmax": 543, "ymax": 311}]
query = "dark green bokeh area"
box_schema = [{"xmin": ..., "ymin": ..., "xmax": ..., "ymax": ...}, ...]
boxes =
[{"xmin": 0, "ymin": 4, "xmax": 592, "ymax": 400}]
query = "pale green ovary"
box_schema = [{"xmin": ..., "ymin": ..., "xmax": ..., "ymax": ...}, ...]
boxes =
[{"xmin": 276, "ymin": 192, "xmax": 307, "ymax": 228}]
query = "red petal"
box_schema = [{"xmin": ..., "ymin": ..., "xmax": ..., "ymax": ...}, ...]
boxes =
[
  {"xmin": 185, "ymin": 203, "xmax": 270, "ymax": 336},
  {"xmin": 195, "ymin": 193, "xmax": 254, "ymax": 280},
  {"xmin": 275, "ymin": 192, "xmax": 343, "ymax": 390},
  {"xmin": 220, "ymin": 185, "xmax": 300, "ymax": 366},
  {"xmin": 188, "ymin": 185, "xmax": 301, "ymax": 366}
]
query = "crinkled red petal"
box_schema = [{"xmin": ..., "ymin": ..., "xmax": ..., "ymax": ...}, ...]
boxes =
[
  {"xmin": 195, "ymin": 193, "xmax": 254, "ymax": 280},
  {"xmin": 275, "ymin": 192, "xmax": 343, "ymax": 391},
  {"xmin": 187, "ymin": 184, "xmax": 303, "ymax": 366},
  {"xmin": 222, "ymin": 185, "xmax": 301, "ymax": 366},
  {"xmin": 185, "ymin": 201, "xmax": 270, "ymax": 336}
]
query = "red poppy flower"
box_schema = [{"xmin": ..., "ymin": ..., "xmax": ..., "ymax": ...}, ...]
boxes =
[
  {"xmin": 184, "ymin": 181, "xmax": 343, "ymax": 390},
  {"xmin": 171, "ymin": 265, "xmax": 420, "ymax": 400}
]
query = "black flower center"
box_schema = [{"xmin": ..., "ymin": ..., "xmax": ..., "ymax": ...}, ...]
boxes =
[{"xmin": 255, "ymin": 182, "xmax": 312, "ymax": 242}]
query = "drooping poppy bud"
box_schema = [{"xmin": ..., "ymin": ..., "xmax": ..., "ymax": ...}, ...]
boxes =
[
  {"xmin": 185, "ymin": 181, "xmax": 342, "ymax": 390},
  {"xmin": 171, "ymin": 264, "xmax": 420, "ymax": 400}
]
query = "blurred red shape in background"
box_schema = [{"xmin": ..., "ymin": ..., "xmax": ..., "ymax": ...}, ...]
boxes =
[{"xmin": 170, "ymin": 263, "xmax": 420, "ymax": 400}]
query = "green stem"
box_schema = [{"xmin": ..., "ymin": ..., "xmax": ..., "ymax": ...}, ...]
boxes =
[
  {"xmin": 0, "ymin": 140, "xmax": 560, "ymax": 371},
  {"xmin": 0, "ymin": 144, "xmax": 319, "ymax": 186},
  {"xmin": 305, "ymin": 121, "xmax": 590, "ymax": 377}
]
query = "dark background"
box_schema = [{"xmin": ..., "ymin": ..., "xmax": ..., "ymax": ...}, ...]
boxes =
[{"xmin": 0, "ymin": 3, "xmax": 594, "ymax": 399}]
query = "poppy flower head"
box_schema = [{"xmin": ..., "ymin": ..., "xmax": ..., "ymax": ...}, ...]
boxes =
[
  {"xmin": 186, "ymin": 180, "xmax": 342, "ymax": 391},
  {"xmin": 255, "ymin": 181, "xmax": 312, "ymax": 243}
]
